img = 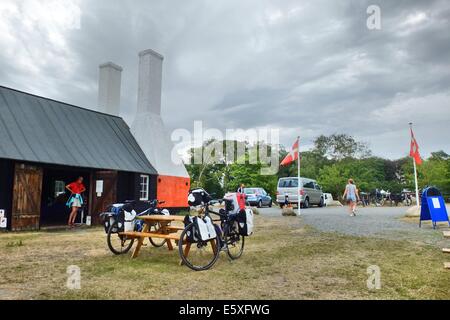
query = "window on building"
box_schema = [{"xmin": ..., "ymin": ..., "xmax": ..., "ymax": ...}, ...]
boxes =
[
  {"xmin": 140, "ymin": 175, "xmax": 149, "ymax": 200},
  {"xmin": 54, "ymin": 180, "xmax": 65, "ymax": 197}
]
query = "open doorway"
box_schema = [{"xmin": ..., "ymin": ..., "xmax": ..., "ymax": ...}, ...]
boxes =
[{"xmin": 40, "ymin": 167, "xmax": 90, "ymax": 227}]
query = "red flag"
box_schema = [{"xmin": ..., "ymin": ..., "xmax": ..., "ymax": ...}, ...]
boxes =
[
  {"xmin": 281, "ymin": 138, "xmax": 299, "ymax": 166},
  {"xmin": 410, "ymin": 128, "xmax": 422, "ymax": 165}
]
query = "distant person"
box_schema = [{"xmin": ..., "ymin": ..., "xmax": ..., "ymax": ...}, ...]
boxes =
[
  {"xmin": 66, "ymin": 176, "xmax": 86, "ymax": 227},
  {"xmin": 284, "ymin": 194, "xmax": 290, "ymax": 208},
  {"xmin": 236, "ymin": 183, "xmax": 247, "ymax": 208},
  {"xmin": 343, "ymin": 179, "xmax": 360, "ymax": 216}
]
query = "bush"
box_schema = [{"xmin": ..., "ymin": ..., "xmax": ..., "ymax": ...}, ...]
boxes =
[{"xmin": 281, "ymin": 207, "xmax": 296, "ymax": 216}]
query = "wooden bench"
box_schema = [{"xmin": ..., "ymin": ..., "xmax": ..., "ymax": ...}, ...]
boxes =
[
  {"xmin": 119, "ymin": 231, "xmax": 181, "ymax": 241},
  {"xmin": 118, "ymin": 215, "xmax": 186, "ymax": 258},
  {"xmin": 165, "ymin": 226, "xmax": 184, "ymax": 232},
  {"xmin": 443, "ymin": 231, "xmax": 450, "ymax": 238},
  {"xmin": 442, "ymin": 248, "xmax": 450, "ymax": 254}
]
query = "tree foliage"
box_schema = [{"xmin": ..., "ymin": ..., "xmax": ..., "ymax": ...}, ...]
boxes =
[
  {"xmin": 186, "ymin": 135, "xmax": 450, "ymax": 202},
  {"xmin": 314, "ymin": 134, "xmax": 371, "ymax": 160}
]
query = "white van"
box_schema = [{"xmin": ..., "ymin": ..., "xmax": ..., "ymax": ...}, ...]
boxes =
[{"xmin": 276, "ymin": 177, "xmax": 324, "ymax": 208}]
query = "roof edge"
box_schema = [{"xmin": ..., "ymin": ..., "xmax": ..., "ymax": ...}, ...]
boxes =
[
  {"xmin": 0, "ymin": 85, "xmax": 124, "ymax": 120},
  {"xmin": 0, "ymin": 155, "xmax": 157, "ymax": 175}
]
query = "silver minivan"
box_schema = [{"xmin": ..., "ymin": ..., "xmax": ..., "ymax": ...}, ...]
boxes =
[{"xmin": 276, "ymin": 177, "xmax": 324, "ymax": 208}]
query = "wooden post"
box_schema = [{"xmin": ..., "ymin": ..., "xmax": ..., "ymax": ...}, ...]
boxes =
[
  {"xmin": 88, "ymin": 170, "xmax": 94, "ymax": 219},
  {"xmin": 131, "ymin": 223, "xmax": 149, "ymax": 259},
  {"xmin": 210, "ymin": 239, "xmax": 218, "ymax": 254},
  {"xmin": 179, "ymin": 243, "xmax": 191, "ymax": 266}
]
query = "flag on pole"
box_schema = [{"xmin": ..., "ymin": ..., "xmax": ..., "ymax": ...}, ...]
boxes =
[
  {"xmin": 280, "ymin": 138, "xmax": 299, "ymax": 166},
  {"xmin": 410, "ymin": 128, "xmax": 422, "ymax": 165}
]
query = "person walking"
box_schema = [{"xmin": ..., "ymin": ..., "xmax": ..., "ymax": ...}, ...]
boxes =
[
  {"xmin": 66, "ymin": 176, "xmax": 86, "ymax": 227},
  {"xmin": 343, "ymin": 178, "xmax": 360, "ymax": 216}
]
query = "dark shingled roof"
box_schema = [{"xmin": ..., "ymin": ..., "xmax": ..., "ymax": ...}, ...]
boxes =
[{"xmin": 0, "ymin": 86, "xmax": 156, "ymax": 174}]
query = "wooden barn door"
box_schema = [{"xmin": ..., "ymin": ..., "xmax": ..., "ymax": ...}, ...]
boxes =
[
  {"xmin": 12, "ymin": 163, "xmax": 43, "ymax": 231},
  {"xmin": 90, "ymin": 171, "xmax": 117, "ymax": 225}
]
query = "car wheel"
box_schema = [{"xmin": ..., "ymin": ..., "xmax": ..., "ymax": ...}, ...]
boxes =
[
  {"xmin": 318, "ymin": 197, "xmax": 324, "ymax": 207},
  {"xmin": 303, "ymin": 197, "xmax": 310, "ymax": 209},
  {"xmin": 257, "ymin": 200, "xmax": 262, "ymax": 208},
  {"xmin": 269, "ymin": 201, "xmax": 272, "ymax": 207}
]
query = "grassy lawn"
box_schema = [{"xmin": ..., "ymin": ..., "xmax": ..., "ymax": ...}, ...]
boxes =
[{"xmin": 0, "ymin": 215, "xmax": 449, "ymax": 300}]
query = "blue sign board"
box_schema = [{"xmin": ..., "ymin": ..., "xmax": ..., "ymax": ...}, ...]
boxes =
[{"xmin": 420, "ymin": 187, "xmax": 449, "ymax": 229}]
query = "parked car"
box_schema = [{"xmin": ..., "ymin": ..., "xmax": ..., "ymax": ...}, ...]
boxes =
[
  {"xmin": 276, "ymin": 177, "xmax": 324, "ymax": 208},
  {"xmin": 243, "ymin": 187, "xmax": 272, "ymax": 208}
]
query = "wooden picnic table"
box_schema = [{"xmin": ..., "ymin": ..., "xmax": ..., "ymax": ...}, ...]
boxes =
[{"xmin": 119, "ymin": 215, "xmax": 185, "ymax": 258}]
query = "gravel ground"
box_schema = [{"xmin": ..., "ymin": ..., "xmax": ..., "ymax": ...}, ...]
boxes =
[{"xmin": 258, "ymin": 205, "xmax": 450, "ymax": 247}]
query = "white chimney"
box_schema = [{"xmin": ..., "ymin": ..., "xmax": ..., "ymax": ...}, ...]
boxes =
[
  {"xmin": 98, "ymin": 62, "xmax": 122, "ymax": 115},
  {"xmin": 131, "ymin": 49, "xmax": 189, "ymax": 178},
  {"xmin": 137, "ymin": 49, "xmax": 163, "ymax": 115}
]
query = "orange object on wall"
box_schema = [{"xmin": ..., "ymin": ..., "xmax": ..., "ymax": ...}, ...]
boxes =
[{"xmin": 156, "ymin": 175, "xmax": 190, "ymax": 208}]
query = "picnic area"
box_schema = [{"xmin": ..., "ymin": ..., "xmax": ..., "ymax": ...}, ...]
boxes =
[{"xmin": 1, "ymin": 206, "xmax": 449, "ymax": 300}]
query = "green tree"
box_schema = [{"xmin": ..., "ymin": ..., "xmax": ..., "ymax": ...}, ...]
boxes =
[
  {"xmin": 314, "ymin": 134, "xmax": 371, "ymax": 160},
  {"xmin": 317, "ymin": 164, "xmax": 349, "ymax": 198}
]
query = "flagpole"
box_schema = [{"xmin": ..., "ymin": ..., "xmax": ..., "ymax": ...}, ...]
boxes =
[
  {"xmin": 409, "ymin": 123, "xmax": 420, "ymax": 208},
  {"xmin": 297, "ymin": 136, "xmax": 301, "ymax": 216},
  {"xmin": 413, "ymin": 158, "xmax": 420, "ymax": 208}
]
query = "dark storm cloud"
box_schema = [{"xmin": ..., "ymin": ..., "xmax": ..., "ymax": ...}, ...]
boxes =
[{"xmin": 0, "ymin": 0, "xmax": 449, "ymax": 158}]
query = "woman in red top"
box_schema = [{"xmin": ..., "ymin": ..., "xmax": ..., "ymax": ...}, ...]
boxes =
[{"xmin": 66, "ymin": 176, "xmax": 86, "ymax": 227}]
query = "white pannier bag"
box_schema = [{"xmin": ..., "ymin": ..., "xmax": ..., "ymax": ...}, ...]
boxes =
[
  {"xmin": 124, "ymin": 209, "xmax": 137, "ymax": 232},
  {"xmin": 195, "ymin": 216, "xmax": 217, "ymax": 241}
]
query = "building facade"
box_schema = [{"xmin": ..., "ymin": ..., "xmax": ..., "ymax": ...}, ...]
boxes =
[{"xmin": 0, "ymin": 86, "xmax": 157, "ymax": 231}]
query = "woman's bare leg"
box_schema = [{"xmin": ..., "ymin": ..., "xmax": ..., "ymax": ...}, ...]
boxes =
[
  {"xmin": 69, "ymin": 207, "xmax": 78, "ymax": 225},
  {"xmin": 68, "ymin": 208, "xmax": 74, "ymax": 225},
  {"xmin": 72, "ymin": 207, "xmax": 78, "ymax": 224}
]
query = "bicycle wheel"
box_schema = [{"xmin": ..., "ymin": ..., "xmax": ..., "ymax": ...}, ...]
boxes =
[
  {"xmin": 178, "ymin": 222, "xmax": 220, "ymax": 271},
  {"xmin": 225, "ymin": 223, "xmax": 245, "ymax": 260},
  {"xmin": 148, "ymin": 222, "xmax": 167, "ymax": 247},
  {"xmin": 107, "ymin": 222, "xmax": 135, "ymax": 255}
]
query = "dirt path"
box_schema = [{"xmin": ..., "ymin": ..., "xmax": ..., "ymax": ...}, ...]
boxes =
[{"xmin": 259, "ymin": 206, "xmax": 449, "ymax": 247}]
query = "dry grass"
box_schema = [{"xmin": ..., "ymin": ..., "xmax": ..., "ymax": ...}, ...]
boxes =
[{"xmin": 0, "ymin": 215, "xmax": 449, "ymax": 300}]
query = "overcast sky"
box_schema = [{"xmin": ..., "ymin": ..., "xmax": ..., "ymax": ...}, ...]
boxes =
[{"xmin": 0, "ymin": 0, "xmax": 449, "ymax": 159}]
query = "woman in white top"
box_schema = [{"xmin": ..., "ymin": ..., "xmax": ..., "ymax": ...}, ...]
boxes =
[{"xmin": 343, "ymin": 178, "xmax": 360, "ymax": 216}]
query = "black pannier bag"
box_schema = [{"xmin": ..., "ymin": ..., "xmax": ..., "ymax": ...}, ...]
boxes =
[
  {"xmin": 224, "ymin": 198, "xmax": 235, "ymax": 213},
  {"xmin": 111, "ymin": 210, "xmax": 126, "ymax": 233},
  {"xmin": 188, "ymin": 188, "xmax": 212, "ymax": 206},
  {"xmin": 237, "ymin": 208, "xmax": 254, "ymax": 236},
  {"xmin": 184, "ymin": 215, "xmax": 198, "ymax": 243},
  {"xmin": 101, "ymin": 204, "xmax": 125, "ymax": 233}
]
